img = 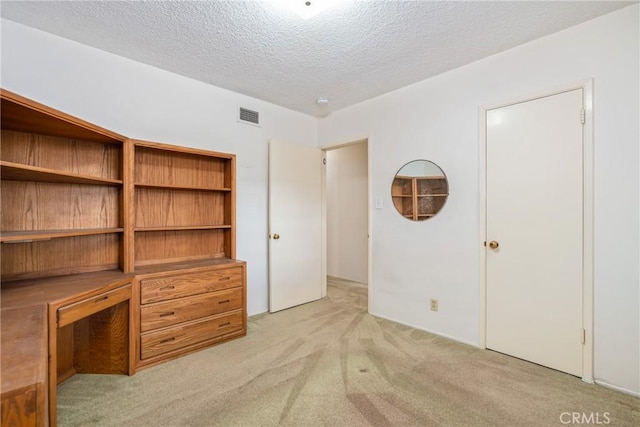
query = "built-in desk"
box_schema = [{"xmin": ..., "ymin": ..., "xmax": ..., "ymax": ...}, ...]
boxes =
[{"xmin": 1, "ymin": 270, "xmax": 134, "ymax": 426}]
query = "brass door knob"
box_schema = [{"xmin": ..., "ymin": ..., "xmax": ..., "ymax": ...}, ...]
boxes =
[
  {"xmin": 489, "ymin": 241, "xmax": 499, "ymax": 249},
  {"xmin": 272, "ymin": 233, "xmax": 280, "ymax": 240}
]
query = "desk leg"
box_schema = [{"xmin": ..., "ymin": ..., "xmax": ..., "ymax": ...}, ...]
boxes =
[{"xmin": 47, "ymin": 304, "xmax": 58, "ymax": 427}]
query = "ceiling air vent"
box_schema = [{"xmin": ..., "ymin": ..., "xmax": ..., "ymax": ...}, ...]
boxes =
[{"xmin": 238, "ymin": 107, "xmax": 260, "ymax": 126}]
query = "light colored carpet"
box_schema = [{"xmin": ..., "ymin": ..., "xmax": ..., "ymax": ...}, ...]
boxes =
[{"xmin": 57, "ymin": 278, "xmax": 639, "ymax": 426}]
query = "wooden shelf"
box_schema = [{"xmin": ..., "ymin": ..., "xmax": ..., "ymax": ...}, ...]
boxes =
[
  {"xmin": 1, "ymin": 228, "xmax": 124, "ymax": 243},
  {"xmin": 1, "ymin": 161, "xmax": 123, "ymax": 185},
  {"xmin": 1, "ymin": 90, "xmax": 125, "ymax": 144},
  {"xmin": 133, "ymin": 257, "xmax": 243, "ymax": 275},
  {"xmin": 135, "ymin": 182, "xmax": 231, "ymax": 192},
  {"xmin": 392, "ymin": 175, "xmax": 448, "ymax": 221},
  {"xmin": 133, "ymin": 139, "xmax": 235, "ymax": 159},
  {"xmin": 134, "ymin": 225, "xmax": 231, "ymax": 232}
]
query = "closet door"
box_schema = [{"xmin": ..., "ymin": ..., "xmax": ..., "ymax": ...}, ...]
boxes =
[{"xmin": 486, "ymin": 89, "xmax": 584, "ymax": 377}]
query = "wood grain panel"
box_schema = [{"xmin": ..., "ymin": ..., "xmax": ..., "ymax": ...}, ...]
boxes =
[
  {"xmin": 140, "ymin": 310, "xmax": 243, "ymax": 360},
  {"xmin": 56, "ymin": 325, "xmax": 75, "ymax": 384},
  {"xmin": 57, "ymin": 285, "xmax": 130, "ymax": 327},
  {"xmin": 1, "ymin": 305, "xmax": 47, "ymax": 427},
  {"xmin": 140, "ymin": 288, "xmax": 242, "ymax": 332},
  {"xmin": 134, "ymin": 230, "xmax": 227, "ymax": 266},
  {"xmin": 123, "ymin": 139, "xmax": 135, "ymax": 273},
  {"xmin": 1, "ymin": 234, "xmax": 120, "ymax": 280},
  {"xmin": 1, "ymin": 386, "xmax": 38, "ymax": 427},
  {"xmin": 73, "ymin": 301, "xmax": 129, "ymax": 375},
  {"xmin": 1, "ymin": 181, "xmax": 120, "ymax": 231},
  {"xmin": 134, "ymin": 146, "xmax": 228, "ymax": 189},
  {"xmin": 140, "ymin": 267, "xmax": 243, "ymax": 304},
  {"xmin": 1, "ymin": 130, "xmax": 121, "ymax": 179},
  {"xmin": 134, "ymin": 188, "xmax": 225, "ymax": 228}
]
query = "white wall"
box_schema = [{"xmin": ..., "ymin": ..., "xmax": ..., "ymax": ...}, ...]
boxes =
[
  {"xmin": 326, "ymin": 142, "xmax": 368, "ymax": 283},
  {"xmin": 319, "ymin": 5, "xmax": 640, "ymax": 395},
  {"xmin": 0, "ymin": 19, "xmax": 318, "ymax": 317}
]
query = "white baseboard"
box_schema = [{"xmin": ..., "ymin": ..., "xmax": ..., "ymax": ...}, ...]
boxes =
[
  {"xmin": 368, "ymin": 311, "xmax": 479, "ymax": 348},
  {"xmin": 594, "ymin": 379, "xmax": 640, "ymax": 398}
]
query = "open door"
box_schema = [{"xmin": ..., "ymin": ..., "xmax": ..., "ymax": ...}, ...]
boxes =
[{"xmin": 268, "ymin": 140, "xmax": 323, "ymax": 312}]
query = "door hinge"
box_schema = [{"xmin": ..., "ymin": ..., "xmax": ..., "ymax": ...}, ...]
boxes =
[
  {"xmin": 322, "ymin": 158, "xmax": 327, "ymax": 165},
  {"xmin": 581, "ymin": 328, "xmax": 586, "ymax": 344},
  {"xmin": 580, "ymin": 109, "xmax": 585, "ymax": 124}
]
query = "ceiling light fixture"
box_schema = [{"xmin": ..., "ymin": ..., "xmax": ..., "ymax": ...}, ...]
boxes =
[
  {"xmin": 316, "ymin": 97, "xmax": 330, "ymax": 118},
  {"xmin": 270, "ymin": 0, "xmax": 344, "ymax": 20}
]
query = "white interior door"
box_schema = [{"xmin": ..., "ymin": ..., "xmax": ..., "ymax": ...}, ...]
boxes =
[
  {"xmin": 486, "ymin": 89, "xmax": 584, "ymax": 377},
  {"xmin": 269, "ymin": 139, "xmax": 323, "ymax": 312}
]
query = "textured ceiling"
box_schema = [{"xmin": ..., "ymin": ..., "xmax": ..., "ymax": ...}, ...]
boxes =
[{"xmin": 1, "ymin": 1, "xmax": 635, "ymax": 116}]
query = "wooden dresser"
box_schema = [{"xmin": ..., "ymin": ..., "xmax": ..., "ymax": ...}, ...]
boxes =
[
  {"xmin": 135, "ymin": 259, "xmax": 246, "ymax": 368},
  {"xmin": 0, "ymin": 89, "xmax": 246, "ymax": 426}
]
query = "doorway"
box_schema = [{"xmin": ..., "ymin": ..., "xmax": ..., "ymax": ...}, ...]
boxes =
[
  {"xmin": 324, "ymin": 140, "xmax": 370, "ymax": 307},
  {"xmin": 480, "ymin": 82, "xmax": 594, "ymax": 381}
]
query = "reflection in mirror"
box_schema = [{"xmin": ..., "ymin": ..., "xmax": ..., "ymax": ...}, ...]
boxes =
[{"xmin": 391, "ymin": 160, "xmax": 449, "ymax": 221}]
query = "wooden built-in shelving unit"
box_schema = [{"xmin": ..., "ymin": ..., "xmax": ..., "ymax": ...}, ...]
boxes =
[
  {"xmin": 130, "ymin": 140, "xmax": 236, "ymax": 268},
  {"xmin": 1, "ymin": 89, "xmax": 246, "ymax": 426},
  {"xmin": 1, "ymin": 93, "xmax": 128, "ymax": 281}
]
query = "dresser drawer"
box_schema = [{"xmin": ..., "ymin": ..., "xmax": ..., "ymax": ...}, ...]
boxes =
[
  {"xmin": 57, "ymin": 285, "xmax": 131, "ymax": 328},
  {"xmin": 140, "ymin": 288, "xmax": 243, "ymax": 333},
  {"xmin": 140, "ymin": 310, "xmax": 243, "ymax": 360},
  {"xmin": 140, "ymin": 267, "xmax": 243, "ymax": 304}
]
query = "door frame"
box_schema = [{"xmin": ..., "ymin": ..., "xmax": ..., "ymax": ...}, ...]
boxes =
[
  {"xmin": 478, "ymin": 80, "xmax": 594, "ymax": 383},
  {"xmin": 320, "ymin": 137, "xmax": 372, "ymax": 311}
]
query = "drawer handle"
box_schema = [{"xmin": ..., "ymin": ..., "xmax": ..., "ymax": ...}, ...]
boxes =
[
  {"xmin": 95, "ymin": 295, "xmax": 109, "ymax": 302},
  {"xmin": 219, "ymin": 322, "xmax": 231, "ymax": 328},
  {"xmin": 159, "ymin": 311, "xmax": 175, "ymax": 317},
  {"xmin": 218, "ymin": 276, "xmax": 231, "ymax": 281},
  {"xmin": 218, "ymin": 299, "xmax": 230, "ymax": 304},
  {"xmin": 160, "ymin": 337, "xmax": 176, "ymax": 344},
  {"xmin": 160, "ymin": 285, "xmax": 175, "ymax": 291}
]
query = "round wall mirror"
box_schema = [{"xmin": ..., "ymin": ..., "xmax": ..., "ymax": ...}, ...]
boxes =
[{"xmin": 391, "ymin": 160, "xmax": 449, "ymax": 221}]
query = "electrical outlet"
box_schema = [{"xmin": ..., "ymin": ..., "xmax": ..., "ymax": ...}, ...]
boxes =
[{"xmin": 430, "ymin": 299, "xmax": 438, "ymax": 312}]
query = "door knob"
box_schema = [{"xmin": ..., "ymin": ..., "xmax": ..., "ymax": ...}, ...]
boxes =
[
  {"xmin": 489, "ymin": 240, "xmax": 499, "ymax": 249},
  {"xmin": 271, "ymin": 233, "xmax": 280, "ymax": 240}
]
